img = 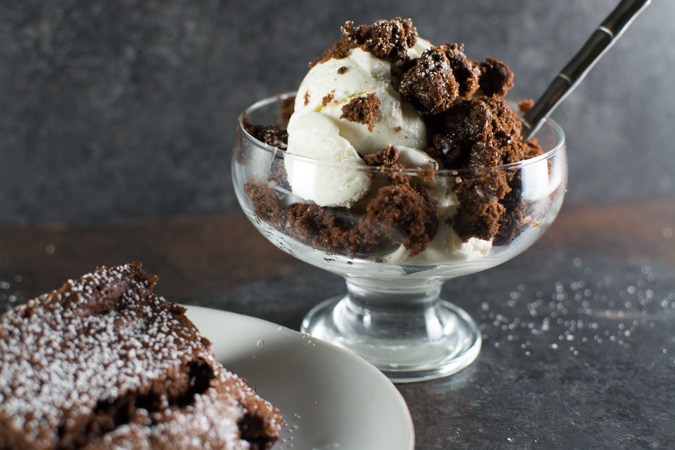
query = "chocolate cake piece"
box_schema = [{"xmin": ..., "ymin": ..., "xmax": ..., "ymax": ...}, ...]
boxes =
[{"xmin": 0, "ymin": 263, "xmax": 282, "ymax": 450}]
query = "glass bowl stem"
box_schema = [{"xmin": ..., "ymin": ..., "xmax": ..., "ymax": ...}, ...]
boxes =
[{"xmin": 301, "ymin": 276, "xmax": 481, "ymax": 383}]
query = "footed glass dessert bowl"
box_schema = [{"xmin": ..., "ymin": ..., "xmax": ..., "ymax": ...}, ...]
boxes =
[{"xmin": 232, "ymin": 94, "xmax": 567, "ymax": 382}]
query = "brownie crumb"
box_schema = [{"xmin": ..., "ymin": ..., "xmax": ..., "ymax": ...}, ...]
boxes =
[
  {"xmin": 341, "ymin": 93, "xmax": 381, "ymax": 132},
  {"xmin": 518, "ymin": 98, "xmax": 535, "ymax": 113},
  {"xmin": 362, "ymin": 145, "xmax": 399, "ymax": 167},
  {"xmin": 338, "ymin": 66, "xmax": 348, "ymax": 74},
  {"xmin": 322, "ymin": 91, "xmax": 335, "ymax": 107}
]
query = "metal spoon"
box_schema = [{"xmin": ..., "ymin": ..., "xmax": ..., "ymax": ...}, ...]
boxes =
[{"xmin": 521, "ymin": 0, "xmax": 651, "ymax": 139}]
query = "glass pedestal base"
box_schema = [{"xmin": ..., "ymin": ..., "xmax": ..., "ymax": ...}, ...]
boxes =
[{"xmin": 301, "ymin": 279, "xmax": 481, "ymax": 383}]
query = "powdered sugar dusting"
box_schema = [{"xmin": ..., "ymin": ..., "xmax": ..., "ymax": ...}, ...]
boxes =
[{"xmin": 479, "ymin": 260, "xmax": 675, "ymax": 361}]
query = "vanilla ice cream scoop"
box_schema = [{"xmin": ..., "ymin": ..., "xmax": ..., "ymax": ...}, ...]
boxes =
[
  {"xmin": 285, "ymin": 111, "xmax": 370, "ymax": 207},
  {"xmin": 285, "ymin": 44, "xmax": 432, "ymax": 207}
]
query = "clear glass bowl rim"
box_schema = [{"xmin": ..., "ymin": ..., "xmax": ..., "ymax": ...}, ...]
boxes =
[{"xmin": 237, "ymin": 92, "xmax": 566, "ymax": 176}]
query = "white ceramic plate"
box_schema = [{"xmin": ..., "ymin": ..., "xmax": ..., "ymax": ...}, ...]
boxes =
[{"xmin": 185, "ymin": 305, "xmax": 415, "ymax": 450}]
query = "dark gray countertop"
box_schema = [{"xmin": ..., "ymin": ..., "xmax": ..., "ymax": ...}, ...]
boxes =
[
  {"xmin": 2, "ymin": 1, "xmax": 674, "ymax": 447},
  {"xmin": 1, "ymin": 200, "xmax": 673, "ymax": 448}
]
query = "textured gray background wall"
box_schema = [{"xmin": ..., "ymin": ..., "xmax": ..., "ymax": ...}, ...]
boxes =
[{"xmin": 1, "ymin": 0, "xmax": 673, "ymax": 225}]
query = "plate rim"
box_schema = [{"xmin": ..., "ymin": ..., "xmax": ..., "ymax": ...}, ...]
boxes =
[{"xmin": 184, "ymin": 305, "xmax": 415, "ymax": 450}]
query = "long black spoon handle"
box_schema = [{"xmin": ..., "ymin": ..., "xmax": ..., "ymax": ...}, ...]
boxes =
[{"xmin": 522, "ymin": 0, "xmax": 651, "ymax": 139}]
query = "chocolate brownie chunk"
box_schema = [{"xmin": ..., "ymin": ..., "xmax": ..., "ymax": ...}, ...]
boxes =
[
  {"xmin": 398, "ymin": 44, "xmax": 480, "ymax": 114},
  {"xmin": 363, "ymin": 181, "xmax": 438, "ymax": 257},
  {"xmin": 243, "ymin": 115, "xmax": 288, "ymax": 150},
  {"xmin": 0, "ymin": 263, "xmax": 282, "ymax": 450},
  {"xmin": 286, "ymin": 202, "xmax": 362, "ymax": 254},
  {"xmin": 398, "ymin": 46, "xmax": 462, "ymax": 114},
  {"xmin": 245, "ymin": 179, "xmax": 288, "ymax": 229},
  {"xmin": 360, "ymin": 17, "xmax": 418, "ymax": 63},
  {"xmin": 313, "ymin": 17, "xmax": 418, "ymax": 66},
  {"xmin": 427, "ymin": 97, "xmax": 527, "ymax": 170},
  {"xmin": 441, "ymin": 43, "xmax": 481, "ymax": 98},
  {"xmin": 494, "ymin": 173, "xmax": 529, "ymax": 246},
  {"xmin": 478, "ymin": 56, "xmax": 514, "ymax": 99},
  {"xmin": 427, "ymin": 99, "xmax": 494, "ymax": 169},
  {"xmin": 340, "ymin": 93, "xmax": 381, "ymax": 132},
  {"xmin": 451, "ymin": 170, "xmax": 511, "ymax": 242}
]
